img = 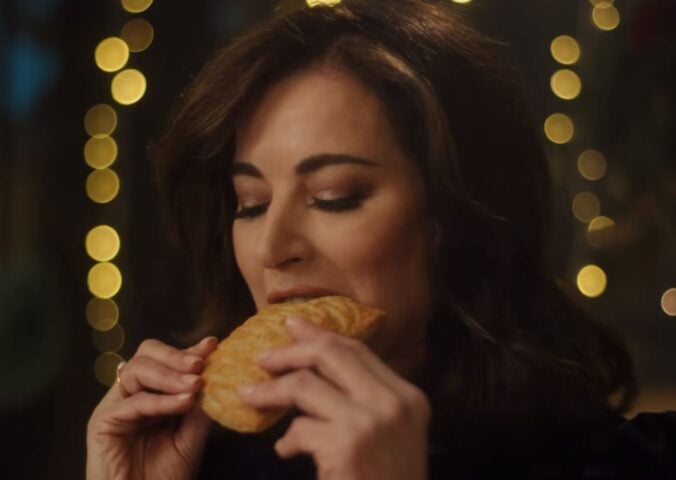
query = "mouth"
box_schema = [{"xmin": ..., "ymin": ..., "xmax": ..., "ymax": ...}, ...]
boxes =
[
  {"xmin": 266, "ymin": 286, "xmax": 341, "ymax": 305},
  {"xmin": 276, "ymin": 296, "xmax": 324, "ymax": 304}
]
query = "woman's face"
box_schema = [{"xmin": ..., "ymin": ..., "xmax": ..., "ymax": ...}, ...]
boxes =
[{"xmin": 231, "ymin": 64, "xmax": 435, "ymax": 375}]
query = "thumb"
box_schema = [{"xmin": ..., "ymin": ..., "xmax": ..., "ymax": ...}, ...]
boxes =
[{"xmin": 176, "ymin": 405, "xmax": 212, "ymax": 456}]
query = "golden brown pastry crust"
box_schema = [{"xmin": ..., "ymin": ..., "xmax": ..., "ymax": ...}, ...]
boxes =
[{"xmin": 198, "ymin": 295, "xmax": 384, "ymax": 433}]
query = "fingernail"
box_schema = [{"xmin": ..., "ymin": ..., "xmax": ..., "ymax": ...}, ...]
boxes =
[
  {"xmin": 176, "ymin": 392, "xmax": 192, "ymax": 400},
  {"xmin": 182, "ymin": 374, "xmax": 200, "ymax": 386},
  {"xmin": 185, "ymin": 355, "xmax": 204, "ymax": 368},
  {"xmin": 285, "ymin": 316, "xmax": 303, "ymax": 327},
  {"xmin": 257, "ymin": 350, "xmax": 272, "ymax": 362},
  {"xmin": 238, "ymin": 384, "xmax": 256, "ymax": 396},
  {"xmin": 202, "ymin": 336, "xmax": 218, "ymax": 346}
]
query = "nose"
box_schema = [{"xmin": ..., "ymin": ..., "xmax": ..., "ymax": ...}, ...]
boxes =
[{"xmin": 256, "ymin": 198, "xmax": 312, "ymax": 269}]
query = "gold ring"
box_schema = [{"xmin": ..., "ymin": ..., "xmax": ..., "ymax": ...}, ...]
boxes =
[{"xmin": 115, "ymin": 361, "xmax": 128, "ymax": 397}]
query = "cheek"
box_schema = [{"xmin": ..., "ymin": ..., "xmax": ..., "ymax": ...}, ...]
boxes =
[
  {"xmin": 232, "ymin": 228, "xmax": 245, "ymax": 270},
  {"xmin": 324, "ymin": 196, "xmax": 431, "ymax": 303},
  {"xmin": 322, "ymin": 206, "xmax": 431, "ymax": 359},
  {"xmin": 232, "ymin": 227, "xmax": 258, "ymax": 288}
]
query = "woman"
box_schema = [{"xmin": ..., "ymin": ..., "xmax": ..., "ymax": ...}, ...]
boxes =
[{"xmin": 86, "ymin": 0, "xmax": 676, "ymax": 478}]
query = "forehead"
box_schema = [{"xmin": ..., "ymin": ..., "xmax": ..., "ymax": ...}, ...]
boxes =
[{"xmin": 234, "ymin": 64, "xmax": 403, "ymax": 170}]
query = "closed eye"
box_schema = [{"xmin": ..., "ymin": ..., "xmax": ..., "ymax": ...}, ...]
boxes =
[{"xmin": 233, "ymin": 195, "xmax": 364, "ymax": 220}]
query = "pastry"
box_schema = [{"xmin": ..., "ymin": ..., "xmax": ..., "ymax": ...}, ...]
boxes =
[{"xmin": 198, "ymin": 295, "xmax": 384, "ymax": 433}]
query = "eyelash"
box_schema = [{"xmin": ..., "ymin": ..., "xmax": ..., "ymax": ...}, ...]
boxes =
[{"xmin": 233, "ymin": 195, "xmax": 364, "ymax": 220}]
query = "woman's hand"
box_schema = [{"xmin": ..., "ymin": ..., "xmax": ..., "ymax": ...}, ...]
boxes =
[
  {"xmin": 86, "ymin": 336, "xmax": 218, "ymax": 480},
  {"xmin": 238, "ymin": 316, "xmax": 431, "ymax": 480}
]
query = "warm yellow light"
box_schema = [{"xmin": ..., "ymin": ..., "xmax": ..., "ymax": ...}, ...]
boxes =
[
  {"xmin": 121, "ymin": 0, "xmax": 154, "ymax": 13},
  {"xmin": 551, "ymin": 69, "xmax": 582, "ymax": 100},
  {"xmin": 86, "ymin": 169, "xmax": 120, "ymax": 204},
  {"xmin": 307, "ymin": 0, "xmax": 341, "ymax": 6},
  {"xmin": 587, "ymin": 216, "xmax": 615, "ymax": 247},
  {"xmin": 661, "ymin": 288, "xmax": 676, "ymax": 317},
  {"xmin": 93, "ymin": 323, "xmax": 125, "ymax": 353},
  {"xmin": 577, "ymin": 264, "xmax": 607, "ymax": 298},
  {"xmin": 592, "ymin": 3, "xmax": 620, "ymax": 31},
  {"xmin": 84, "ymin": 136, "xmax": 118, "ymax": 170},
  {"xmin": 572, "ymin": 191, "xmax": 601, "ymax": 223},
  {"xmin": 550, "ymin": 35, "xmax": 581, "ymax": 65},
  {"xmin": 578, "ymin": 149, "xmax": 607, "ymax": 180},
  {"xmin": 94, "ymin": 37, "xmax": 129, "ymax": 73},
  {"xmin": 84, "ymin": 104, "xmax": 117, "ymax": 138},
  {"xmin": 88, "ymin": 262, "xmax": 123, "ymax": 299},
  {"xmin": 94, "ymin": 352, "xmax": 124, "ymax": 387},
  {"xmin": 544, "ymin": 113, "xmax": 574, "ymax": 144},
  {"xmin": 86, "ymin": 225, "xmax": 121, "ymax": 262},
  {"xmin": 86, "ymin": 297, "xmax": 119, "ymax": 331},
  {"xmin": 121, "ymin": 18, "xmax": 154, "ymax": 52},
  {"xmin": 111, "ymin": 69, "xmax": 147, "ymax": 105},
  {"xmin": 588, "ymin": 215, "xmax": 614, "ymax": 232},
  {"xmin": 452, "ymin": 0, "xmax": 472, "ymax": 3},
  {"xmin": 589, "ymin": 0, "xmax": 615, "ymax": 6}
]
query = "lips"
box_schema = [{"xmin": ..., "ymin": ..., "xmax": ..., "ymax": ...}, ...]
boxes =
[{"xmin": 266, "ymin": 286, "xmax": 341, "ymax": 305}]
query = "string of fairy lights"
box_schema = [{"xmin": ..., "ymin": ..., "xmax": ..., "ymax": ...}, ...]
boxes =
[
  {"xmin": 544, "ymin": 1, "xmax": 673, "ymax": 316},
  {"xmin": 452, "ymin": 1, "xmax": 673, "ymax": 316},
  {"xmin": 543, "ymin": 1, "xmax": 620, "ymax": 301},
  {"xmin": 84, "ymin": 0, "xmax": 155, "ymax": 387}
]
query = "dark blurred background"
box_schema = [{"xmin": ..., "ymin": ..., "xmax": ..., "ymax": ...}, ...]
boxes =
[{"xmin": 1, "ymin": 0, "xmax": 674, "ymax": 477}]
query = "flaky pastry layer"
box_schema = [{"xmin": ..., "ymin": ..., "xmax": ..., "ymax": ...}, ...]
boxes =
[{"xmin": 198, "ymin": 295, "xmax": 384, "ymax": 433}]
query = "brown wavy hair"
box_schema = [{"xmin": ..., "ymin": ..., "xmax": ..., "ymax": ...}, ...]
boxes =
[{"xmin": 151, "ymin": 0, "xmax": 637, "ymax": 455}]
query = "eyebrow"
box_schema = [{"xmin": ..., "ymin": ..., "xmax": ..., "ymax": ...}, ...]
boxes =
[{"xmin": 229, "ymin": 153, "xmax": 382, "ymax": 178}]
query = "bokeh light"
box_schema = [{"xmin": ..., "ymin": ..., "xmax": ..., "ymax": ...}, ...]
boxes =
[
  {"xmin": 550, "ymin": 35, "xmax": 581, "ymax": 65},
  {"xmin": 111, "ymin": 69, "xmax": 147, "ymax": 105},
  {"xmin": 121, "ymin": 18, "xmax": 154, "ymax": 52},
  {"xmin": 86, "ymin": 225, "xmax": 121, "ymax": 262},
  {"xmin": 84, "ymin": 104, "xmax": 117, "ymax": 138},
  {"xmin": 592, "ymin": 3, "xmax": 620, "ymax": 31},
  {"xmin": 306, "ymin": 0, "xmax": 342, "ymax": 6},
  {"xmin": 587, "ymin": 216, "xmax": 615, "ymax": 247},
  {"xmin": 84, "ymin": 136, "xmax": 118, "ymax": 170},
  {"xmin": 121, "ymin": 0, "xmax": 154, "ymax": 13},
  {"xmin": 588, "ymin": 216, "xmax": 614, "ymax": 232},
  {"xmin": 86, "ymin": 168, "xmax": 120, "ymax": 204},
  {"xmin": 551, "ymin": 69, "xmax": 582, "ymax": 100},
  {"xmin": 451, "ymin": 0, "xmax": 472, "ymax": 3},
  {"xmin": 88, "ymin": 262, "xmax": 123, "ymax": 299},
  {"xmin": 578, "ymin": 149, "xmax": 607, "ymax": 180},
  {"xmin": 92, "ymin": 323, "xmax": 125, "ymax": 353},
  {"xmin": 577, "ymin": 264, "xmax": 607, "ymax": 298},
  {"xmin": 86, "ymin": 297, "xmax": 120, "ymax": 332},
  {"xmin": 94, "ymin": 37, "xmax": 129, "ymax": 73},
  {"xmin": 573, "ymin": 191, "xmax": 601, "ymax": 223},
  {"xmin": 661, "ymin": 288, "xmax": 676, "ymax": 317},
  {"xmin": 544, "ymin": 113, "xmax": 574, "ymax": 144},
  {"xmin": 94, "ymin": 352, "xmax": 124, "ymax": 387}
]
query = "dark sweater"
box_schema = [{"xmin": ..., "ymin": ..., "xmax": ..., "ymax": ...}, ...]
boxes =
[{"xmin": 197, "ymin": 410, "xmax": 676, "ymax": 479}]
